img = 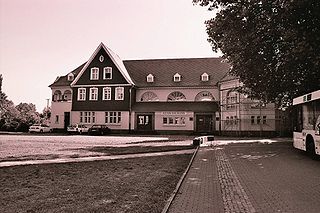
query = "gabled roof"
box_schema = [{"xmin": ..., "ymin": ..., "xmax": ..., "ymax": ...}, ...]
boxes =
[
  {"xmin": 71, "ymin": 43, "xmax": 134, "ymax": 86},
  {"xmin": 49, "ymin": 62, "xmax": 86, "ymax": 87},
  {"xmin": 123, "ymin": 58, "xmax": 230, "ymax": 87}
]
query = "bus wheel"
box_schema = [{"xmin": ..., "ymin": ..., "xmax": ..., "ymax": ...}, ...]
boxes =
[{"xmin": 306, "ymin": 136, "xmax": 316, "ymax": 159}]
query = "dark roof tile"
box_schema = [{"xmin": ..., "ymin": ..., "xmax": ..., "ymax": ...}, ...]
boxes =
[{"xmin": 123, "ymin": 58, "xmax": 230, "ymax": 87}]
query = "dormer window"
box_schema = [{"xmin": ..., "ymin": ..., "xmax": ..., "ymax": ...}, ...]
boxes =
[
  {"xmin": 147, "ymin": 74, "xmax": 154, "ymax": 83},
  {"xmin": 103, "ymin": 67, "xmax": 112, "ymax": 79},
  {"xmin": 67, "ymin": 73, "xmax": 74, "ymax": 81},
  {"xmin": 90, "ymin": 67, "xmax": 99, "ymax": 80},
  {"xmin": 201, "ymin": 73, "xmax": 209, "ymax": 81},
  {"xmin": 173, "ymin": 73, "xmax": 181, "ymax": 82}
]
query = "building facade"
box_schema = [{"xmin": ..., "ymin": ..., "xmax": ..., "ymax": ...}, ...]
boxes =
[{"xmin": 49, "ymin": 43, "xmax": 284, "ymax": 135}]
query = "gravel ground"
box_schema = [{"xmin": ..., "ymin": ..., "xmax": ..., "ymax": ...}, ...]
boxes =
[{"xmin": 0, "ymin": 135, "xmax": 192, "ymax": 160}]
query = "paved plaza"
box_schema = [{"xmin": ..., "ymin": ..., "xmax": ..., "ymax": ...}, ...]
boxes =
[{"xmin": 168, "ymin": 142, "xmax": 320, "ymax": 213}]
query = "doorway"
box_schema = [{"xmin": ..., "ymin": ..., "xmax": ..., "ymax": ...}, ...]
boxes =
[{"xmin": 196, "ymin": 114, "xmax": 214, "ymax": 133}]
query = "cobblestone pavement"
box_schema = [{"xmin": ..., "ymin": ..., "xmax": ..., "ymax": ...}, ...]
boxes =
[{"xmin": 168, "ymin": 142, "xmax": 320, "ymax": 213}]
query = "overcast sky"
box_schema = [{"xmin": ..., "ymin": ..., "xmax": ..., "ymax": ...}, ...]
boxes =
[{"xmin": 0, "ymin": 0, "xmax": 220, "ymax": 112}]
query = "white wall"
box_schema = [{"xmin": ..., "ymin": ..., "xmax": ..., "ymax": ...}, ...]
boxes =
[
  {"xmin": 70, "ymin": 111, "xmax": 130, "ymax": 130},
  {"xmin": 50, "ymin": 101, "xmax": 72, "ymax": 129}
]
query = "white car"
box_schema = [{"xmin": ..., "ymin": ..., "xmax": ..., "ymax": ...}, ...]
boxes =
[
  {"xmin": 67, "ymin": 124, "xmax": 89, "ymax": 134},
  {"xmin": 29, "ymin": 124, "xmax": 53, "ymax": 133},
  {"xmin": 192, "ymin": 135, "xmax": 215, "ymax": 147}
]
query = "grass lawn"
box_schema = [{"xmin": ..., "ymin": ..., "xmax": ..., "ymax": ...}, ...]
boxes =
[{"xmin": 0, "ymin": 153, "xmax": 192, "ymax": 213}]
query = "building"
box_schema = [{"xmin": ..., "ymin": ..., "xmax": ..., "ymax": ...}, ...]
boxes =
[{"xmin": 49, "ymin": 43, "xmax": 285, "ymax": 136}]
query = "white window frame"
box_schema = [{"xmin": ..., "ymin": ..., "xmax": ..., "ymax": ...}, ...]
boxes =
[
  {"xmin": 78, "ymin": 88, "xmax": 86, "ymax": 101},
  {"xmin": 115, "ymin": 87, "xmax": 124, "ymax": 100},
  {"xmin": 173, "ymin": 73, "xmax": 181, "ymax": 82},
  {"xmin": 67, "ymin": 73, "xmax": 74, "ymax": 81},
  {"xmin": 162, "ymin": 116, "xmax": 186, "ymax": 126},
  {"xmin": 90, "ymin": 67, "xmax": 99, "ymax": 80},
  {"xmin": 80, "ymin": 111, "xmax": 95, "ymax": 124},
  {"xmin": 103, "ymin": 67, "xmax": 112, "ymax": 80},
  {"xmin": 147, "ymin": 74, "xmax": 154, "ymax": 82},
  {"xmin": 103, "ymin": 87, "xmax": 112, "ymax": 100},
  {"xmin": 105, "ymin": 112, "xmax": 121, "ymax": 124},
  {"xmin": 89, "ymin": 88, "xmax": 98, "ymax": 101},
  {"xmin": 201, "ymin": 73, "xmax": 209, "ymax": 81}
]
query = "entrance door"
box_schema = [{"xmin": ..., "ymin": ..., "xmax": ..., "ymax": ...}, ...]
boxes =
[
  {"xmin": 196, "ymin": 114, "xmax": 214, "ymax": 133},
  {"xmin": 136, "ymin": 114, "xmax": 153, "ymax": 131},
  {"xmin": 64, "ymin": 112, "xmax": 70, "ymax": 130}
]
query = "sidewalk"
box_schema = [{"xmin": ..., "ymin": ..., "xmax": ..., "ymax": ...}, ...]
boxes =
[
  {"xmin": 167, "ymin": 140, "xmax": 320, "ymax": 213},
  {"xmin": 167, "ymin": 146, "xmax": 256, "ymax": 213},
  {"xmin": 0, "ymin": 149, "xmax": 194, "ymax": 167},
  {"xmin": 167, "ymin": 147, "xmax": 224, "ymax": 213}
]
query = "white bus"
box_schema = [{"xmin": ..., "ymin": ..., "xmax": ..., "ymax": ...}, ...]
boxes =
[{"xmin": 293, "ymin": 90, "xmax": 320, "ymax": 158}]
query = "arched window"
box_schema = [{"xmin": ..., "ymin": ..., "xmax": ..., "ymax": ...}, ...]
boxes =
[
  {"xmin": 167, "ymin": 91, "xmax": 186, "ymax": 101},
  {"xmin": 195, "ymin": 91, "xmax": 215, "ymax": 101},
  {"xmin": 63, "ymin": 90, "xmax": 72, "ymax": 101},
  {"xmin": 53, "ymin": 90, "xmax": 62, "ymax": 101},
  {"xmin": 226, "ymin": 90, "xmax": 238, "ymax": 109},
  {"xmin": 140, "ymin": 91, "xmax": 159, "ymax": 102}
]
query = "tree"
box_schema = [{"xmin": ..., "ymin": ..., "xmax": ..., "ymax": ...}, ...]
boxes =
[
  {"xmin": 15, "ymin": 103, "xmax": 40, "ymax": 131},
  {"xmin": 194, "ymin": 0, "xmax": 320, "ymax": 106},
  {"xmin": 0, "ymin": 75, "xmax": 41, "ymax": 131}
]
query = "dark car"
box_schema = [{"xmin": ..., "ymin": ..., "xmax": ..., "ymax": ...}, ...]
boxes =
[{"xmin": 88, "ymin": 124, "xmax": 111, "ymax": 135}]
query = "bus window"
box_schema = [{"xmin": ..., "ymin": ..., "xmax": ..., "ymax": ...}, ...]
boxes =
[
  {"xmin": 302, "ymin": 102, "xmax": 314, "ymax": 130},
  {"xmin": 315, "ymin": 100, "xmax": 320, "ymax": 134},
  {"xmin": 293, "ymin": 105, "xmax": 302, "ymax": 132}
]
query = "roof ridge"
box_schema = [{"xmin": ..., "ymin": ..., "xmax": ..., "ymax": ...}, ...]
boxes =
[{"xmin": 123, "ymin": 57, "xmax": 223, "ymax": 62}]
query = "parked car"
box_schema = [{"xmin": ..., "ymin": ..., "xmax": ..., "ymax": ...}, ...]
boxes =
[
  {"xmin": 67, "ymin": 124, "xmax": 89, "ymax": 134},
  {"xmin": 88, "ymin": 124, "xmax": 111, "ymax": 135},
  {"xmin": 192, "ymin": 135, "xmax": 215, "ymax": 146},
  {"xmin": 29, "ymin": 124, "xmax": 53, "ymax": 133}
]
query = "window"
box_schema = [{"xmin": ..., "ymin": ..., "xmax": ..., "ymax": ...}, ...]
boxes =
[
  {"xmin": 226, "ymin": 91, "xmax": 237, "ymax": 109},
  {"xmin": 55, "ymin": 115, "xmax": 59, "ymax": 124},
  {"xmin": 63, "ymin": 90, "xmax": 72, "ymax": 101},
  {"xmin": 173, "ymin": 73, "xmax": 181, "ymax": 82},
  {"xmin": 90, "ymin": 67, "xmax": 99, "ymax": 80},
  {"xmin": 140, "ymin": 91, "xmax": 159, "ymax": 102},
  {"xmin": 89, "ymin": 88, "xmax": 98, "ymax": 100},
  {"xmin": 53, "ymin": 90, "xmax": 62, "ymax": 101},
  {"xmin": 251, "ymin": 116, "xmax": 255, "ymax": 125},
  {"xmin": 78, "ymin": 88, "xmax": 86, "ymax": 101},
  {"xmin": 103, "ymin": 67, "xmax": 112, "ymax": 79},
  {"xmin": 115, "ymin": 87, "xmax": 124, "ymax": 100},
  {"xmin": 103, "ymin": 87, "xmax": 112, "ymax": 100},
  {"xmin": 167, "ymin": 91, "xmax": 186, "ymax": 101},
  {"xmin": 146, "ymin": 74, "xmax": 154, "ymax": 82},
  {"xmin": 201, "ymin": 73, "xmax": 209, "ymax": 81},
  {"xmin": 263, "ymin": 116, "xmax": 267, "ymax": 124},
  {"xmin": 67, "ymin": 73, "xmax": 74, "ymax": 81},
  {"xmin": 195, "ymin": 91, "xmax": 214, "ymax": 101},
  {"xmin": 257, "ymin": 116, "xmax": 261, "ymax": 124},
  {"xmin": 99, "ymin": 55, "xmax": 104, "ymax": 62},
  {"xmin": 80, "ymin": 112, "xmax": 95, "ymax": 124},
  {"xmin": 163, "ymin": 116, "xmax": 186, "ymax": 126},
  {"xmin": 105, "ymin": 112, "xmax": 121, "ymax": 124},
  {"xmin": 226, "ymin": 116, "xmax": 229, "ymax": 125}
]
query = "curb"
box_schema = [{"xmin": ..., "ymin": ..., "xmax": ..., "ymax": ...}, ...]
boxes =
[{"xmin": 161, "ymin": 145, "xmax": 199, "ymax": 213}]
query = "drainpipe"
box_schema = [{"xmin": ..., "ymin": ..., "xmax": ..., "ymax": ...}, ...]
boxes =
[
  {"xmin": 218, "ymin": 83, "xmax": 222, "ymax": 136},
  {"xmin": 129, "ymin": 85, "xmax": 134, "ymax": 134}
]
